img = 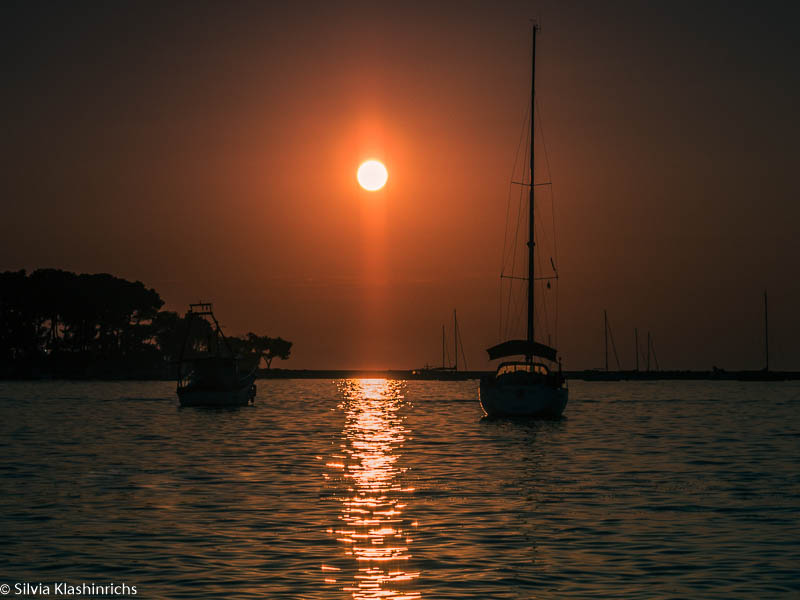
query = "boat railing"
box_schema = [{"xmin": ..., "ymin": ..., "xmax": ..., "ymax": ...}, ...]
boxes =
[
  {"xmin": 188, "ymin": 302, "xmax": 214, "ymax": 315},
  {"xmin": 496, "ymin": 361, "xmax": 550, "ymax": 377}
]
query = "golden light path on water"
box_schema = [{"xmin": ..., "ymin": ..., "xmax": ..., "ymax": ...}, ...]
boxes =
[{"xmin": 323, "ymin": 379, "xmax": 420, "ymax": 599}]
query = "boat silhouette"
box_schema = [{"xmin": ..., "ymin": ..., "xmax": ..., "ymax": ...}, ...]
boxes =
[
  {"xmin": 176, "ymin": 303, "xmax": 256, "ymax": 407},
  {"xmin": 479, "ymin": 24, "xmax": 568, "ymax": 418}
]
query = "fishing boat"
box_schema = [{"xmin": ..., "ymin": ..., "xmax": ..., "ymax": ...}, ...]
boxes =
[
  {"xmin": 479, "ymin": 24, "xmax": 568, "ymax": 418},
  {"xmin": 176, "ymin": 303, "xmax": 257, "ymax": 407}
]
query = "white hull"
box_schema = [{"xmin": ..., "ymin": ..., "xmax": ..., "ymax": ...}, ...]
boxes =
[
  {"xmin": 178, "ymin": 381, "xmax": 256, "ymax": 407},
  {"xmin": 479, "ymin": 379, "xmax": 567, "ymax": 418}
]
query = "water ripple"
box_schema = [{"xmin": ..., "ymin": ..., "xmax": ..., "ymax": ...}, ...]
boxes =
[{"xmin": 0, "ymin": 379, "xmax": 798, "ymax": 598}]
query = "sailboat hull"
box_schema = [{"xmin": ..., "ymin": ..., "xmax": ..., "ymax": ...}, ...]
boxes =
[
  {"xmin": 178, "ymin": 377, "xmax": 256, "ymax": 408},
  {"xmin": 479, "ymin": 378, "xmax": 567, "ymax": 418}
]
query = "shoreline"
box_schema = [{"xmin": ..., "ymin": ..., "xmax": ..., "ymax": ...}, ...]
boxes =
[
  {"xmin": 259, "ymin": 368, "xmax": 800, "ymax": 381},
  {"xmin": 2, "ymin": 369, "xmax": 799, "ymax": 382}
]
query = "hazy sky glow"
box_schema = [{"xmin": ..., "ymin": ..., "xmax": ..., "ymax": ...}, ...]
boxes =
[{"xmin": 2, "ymin": 0, "xmax": 799, "ymax": 370}]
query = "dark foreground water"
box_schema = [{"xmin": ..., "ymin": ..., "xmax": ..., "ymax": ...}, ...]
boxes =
[{"xmin": 0, "ymin": 379, "xmax": 798, "ymax": 599}]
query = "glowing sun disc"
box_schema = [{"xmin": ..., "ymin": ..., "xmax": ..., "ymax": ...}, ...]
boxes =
[{"xmin": 357, "ymin": 160, "xmax": 388, "ymax": 191}]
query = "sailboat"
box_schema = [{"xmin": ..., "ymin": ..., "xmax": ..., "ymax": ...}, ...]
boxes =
[
  {"xmin": 479, "ymin": 24, "xmax": 568, "ymax": 418},
  {"xmin": 413, "ymin": 309, "xmax": 467, "ymax": 379}
]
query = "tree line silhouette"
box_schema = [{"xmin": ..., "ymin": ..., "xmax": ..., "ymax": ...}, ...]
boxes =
[{"xmin": 0, "ymin": 269, "xmax": 291, "ymax": 379}]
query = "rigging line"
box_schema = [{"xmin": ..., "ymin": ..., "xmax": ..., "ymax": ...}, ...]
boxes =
[
  {"xmin": 502, "ymin": 102, "xmax": 531, "ymax": 272},
  {"xmin": 535, "ymin": 96, "xmax": 559, "ymax": 267},
  {"xmin": 504, "ymin": 277, "xmax": 521, "ymax": 341},
  {"xmin": 444, "ymin": 327, "xmax": 453, "ymax": 369},
  {"xmin": 554, "ymin": 275, "xmax": 559, "ymax": 349},
  {"xmin": 497, "ymin": 275, "xmax": 503, "ymax": 342},
  {"xmin": 503, "ymin": 202, "xmax": 519, "ymax": 339},
  {"xmin": 502, "ymin": 277, "xmax": 509, "ymax": 341},
  {"xmin": 502, "ymin": 281, "xmax": 509, "ymax": 341},
  {"xmin": 534, "ymin": 92, "xmax": 560, "ymax": 349},
  {"xmin": 515, "ymin": 110, "xmax": 532, "ymax": 252},
  {"xmin": 533, "ymin": 171, "xmax": 556, "ymax": 265},
  {"xmin": 607, "ymin": 315, "xmax": 621, "ymax": 370},
  {"xmin": 650, "ymin": 335, "xmax": 660, "ymax": 371},
  {"xmin": 504, "ymin": 150, "xmax": 528, "ymax": 340},
  {"xmin": 507, "ymin": 125, "xmax": 528, "ymax": 272},
  {"xmin": 510, "ymin": 288, "xmax": 522, "ymax": 339},
  {"xmin": 502, "ymin": 97, "xmax": 535, "ymax": 341},
  {"xmin": 533, "ymin": 198, "xmax": 553, "ymax": 273},
  {"xmin": 532, "ymin": 182, "xmax": 556, "ymax": 270},
  {"xmin": 457, "ymin": 324, "xmax": 468, "ymax": 371},
  {"xmin": 504, "ymin": 279, "xmax": 518, "ymax": 341},
  {"xmin": 532, "ymin": 203, "xmax": 554, "ymax": 342},
  {"xmin": 510, "ymin": 281, "xmax": 525, "ymax": 340},
  {"xmin": 508, "ymin": 116, "xmax": 536, "ymax": 338},
  {"xmin": 503, "ymin": 240, "xmax": 518, "ymax": 340},
  {"xmin": 536, "ymin": 253, "xmax": 550, "ymax": 344}
]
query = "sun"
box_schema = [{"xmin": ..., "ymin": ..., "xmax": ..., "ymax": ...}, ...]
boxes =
[{"xmin": 357, "ymin": 160, "xmax": 388, "ymax": 191}]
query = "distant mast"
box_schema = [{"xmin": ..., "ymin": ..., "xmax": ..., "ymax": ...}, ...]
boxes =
[
  {"xmin": 526, "ymin": 22, "xmax": 539, "ymax": 360},
  {"xmin": 604, "ymin": 310, "xmax": 609, "ymax": 371},
  {"xmin": 764, "ymin": 290, "xmax": 769, "ymax": 371},
  {"xmin": 441, "ymin": 325, "xmax": 446, "ymax": 369},
  {"xmin": 454, "ymin": 309, "xmax": 459, "ymax": 371}
]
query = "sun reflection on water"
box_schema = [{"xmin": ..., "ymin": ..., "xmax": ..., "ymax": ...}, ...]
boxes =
[{"xmin": 324, "ymin": 379, "xmax": 420, "ymax": 599}]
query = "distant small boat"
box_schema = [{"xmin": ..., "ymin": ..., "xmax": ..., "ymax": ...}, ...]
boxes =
[
  {"xmin": 479, "ymin": 24, "xmax": 568, "ymax": 419},
  {"xmin": 176, "ymin": 303, "xmax": 256, "ymax": 407},
  {"xmin": 414, "ymin": 309, "xmax": 467, "ymax": 378}
]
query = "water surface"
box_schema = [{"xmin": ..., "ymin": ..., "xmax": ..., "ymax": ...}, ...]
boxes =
[{"xmin": 1, "ymin": 379, "xmax": 798, "ymax": 598}]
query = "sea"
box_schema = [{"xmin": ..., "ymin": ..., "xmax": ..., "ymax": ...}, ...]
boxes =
[{"xmin": 0, "ymin": 379, "xmax": 798, "ymax": 599}]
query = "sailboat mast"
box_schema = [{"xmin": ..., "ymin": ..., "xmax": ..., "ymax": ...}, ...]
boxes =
[
  {"xmin": 441, "ymin": 325, "xmax": 446, "ymax": 369},
  {"xmin": 764, "ymin": 290, "xmax": 769, "ymax": 371},
  {"xmin": 527, "ymin": 23, "xmax": 538, "ymax": 348},
  {"xmin": 604, "ymin": 310, "xmax": 608, "ymax": 371},
  {"xmin": 454, "ymin": 309, "xmax": 458, "ymax": 371}
]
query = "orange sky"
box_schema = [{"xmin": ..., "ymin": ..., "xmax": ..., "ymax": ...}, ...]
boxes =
[{"xmin": 2, "ymin": 0, "xmax": 799, "ymax": 370}]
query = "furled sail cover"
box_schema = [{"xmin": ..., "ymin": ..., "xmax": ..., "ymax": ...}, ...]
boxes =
[{"xmin": 486, "ymin": 339, "xmax": 558, "ymax": 362}]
